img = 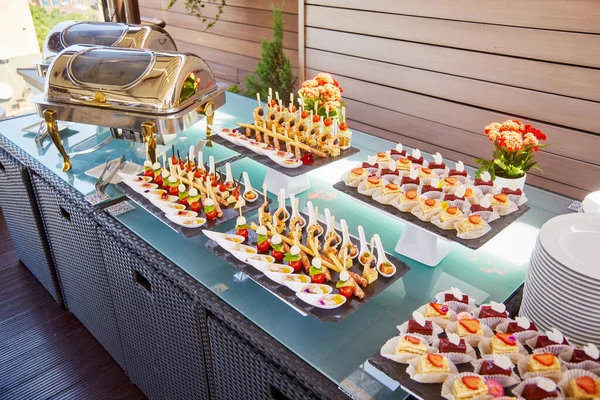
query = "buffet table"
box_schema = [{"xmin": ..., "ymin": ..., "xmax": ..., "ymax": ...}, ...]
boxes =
[{"xmin": 0, "ymin": 93, "xmax": 574, "ymax": 399}]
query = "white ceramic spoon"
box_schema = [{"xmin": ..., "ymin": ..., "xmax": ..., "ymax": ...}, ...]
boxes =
[
  {"xmin": 338, "ymin": 219, "xmax": 358, "ymax": 259},
  {"xmin": 224, "ymin": 163, "xmax": 235, "ymax": 190},
  {"xmin": 242, "ymin": 172, "xmax": 258, "ymax": 202},
  {"xmin": 324, "ymin": 208, "xmax": 341, "ymax": 246},
  {"xmin": 357, "ymin": 226, "xmax": 376, "ymax": 268},
  {"xmin": 209, "ymin": 156, "xmax": 215, "ymax": 176},
  {"xmin": 289, "ymin": 194, "xmax": 307, "ymax": 227},
  {"xmin": 273, "ymin": 188, "xmax": 289, "ymax": 222},
  {"xmin": 306, "ymin": 201, "xmax": 323, "ymax": 237},
  {"xmin": 373, "ymin": 234, "xmax": 396, "ymax": 277}
]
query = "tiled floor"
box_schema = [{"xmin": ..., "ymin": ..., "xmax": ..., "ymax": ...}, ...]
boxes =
[{"xmin": 0, "ymin": 209, "xmax": 146, "ymax": 400}]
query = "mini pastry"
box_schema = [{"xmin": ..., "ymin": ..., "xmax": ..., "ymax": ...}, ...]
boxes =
[
  {"xmin": 457, "ymin": 319, "xmax": 484, "ymax": 337},
  {"xmin": 479, "ymin": 356, "xmax": 513, "ymax": 376},
  {"xmin": 521, "ymin": 380, "xmax": 559, "ymax": 400},
  {"xmin": 365, "ymin": 175, "xmax": 384, "ymax": 190},
  {"xmin": 415, "ymin": 353, "xmax": 450, "ymax": 374},
  {"xmin": 417, "ymin": 198, "xmax": 442, "ymax": 216},
  {"xmin": 571, "ymin": 344, "xmax": 600, "ymax": 364},
  {"xmin": 424, "ymin": 302, "xmax": 450, "ymax": 319},
  {"xmin": 381, "ymin": 183, "xmax": 402, "ymax": 196},
  {"xmin": 470, "ymin": 204, "xmax": 494, "ymax": 213},
  {"xmin": 400, "ymin": 175, "xmax": 420, "ymax": 186},
  {"xmin": 428, "ymin": 162, "xmax": 446, "ymax": 171},
  {"xmin": 489, "ymin": 333, "xmax": 519, "ymax": 354},
  {"xmin": 408, "ymin": 155, "xmax": 424, "ymax": 165},
  {"xmin": 348, "ymin": 167, "xmax": 367, "ymax": 184},
  {"xmin": 451, "ymin": 375, "xmax": 488, "ymax": 400},
  {"xmin": 449, "ymin": 169, "xmax": 468, "ymax": 177},
  {"xmin": 439, "ymin": 334, "xmax": 467, "ymax": 354},
  {"xmin": 407, "ymin": 319, "xmax": 434, "ymax": 336},
  {"xmin": 457, "ymin": 312, "xmax": 474, "ymax": 320},
  {"xmin": 438, "ymin": 206, "xmax": 463, "ymax": 223},
  {"xmin": 456, "ymin": 215, "xmax": 486, "ymax": 234},
  {"xmin": 479, "ymin": 302, "xmax": 508, "ymax": 319},
  {"xmin": 507, "ymin": 316, "xmax": 538, "ymax": 333},
  {"xmin": 362, "ymin": 161, "xmax": 378, "ymax": 170},
  {"xmin": 380, "ymin": 168, "xmax": 399, "ymax": 177},
  {"xmin": 444, "ymin": 288, "xmax": 470, "ymax": 304},
  {"xmin": 474, "ymin": 178, "xmax": 493, "ymax": 187},
  {"xmin": 376, "ymin": 152, "xmax": 391, "ymax": 163},
  {"xmin": 490, "ymin": 193, "xmax": 510, "ymax": 206},
  {"xmin": 535, "ymin": 328, "xmax": 569, "ymax": 349},
  {"xmin": 397, "ymin": 190, "xmax": 420, "ymax": 211},
  {"xmin": 442, "ymin": 176, "xmax": 461, "ymax": 190},
  {"xmin": 395, "ymin": 335, "xmax": 428, "ymax": 356},
  {"xmin": 501, "ymin": 187, "xmax": 523, "ymax": 196},
  {"xmin": 396, "ymin": 157, "xmax": 412, "ymax": 171},
  {"xmin": 444, "ymin": 193, "xmax": 465, "ymax": 202},
  {"xmin": 527, "ymin": 353, "xmax": 561, "ymax": 373},
  {"xmin": 421, "ymin": 184, "xmax": 443, "ymax": 194},
  {"xmin": 567, "ymin": 376, "xmax": 600, "ymax": 399},
  {"xmin": 391, "ymin": 147, "xmax": 406, "ymax": 157},
  {"xmin": 418, "ymin": 167, "xmax": 436, "ymax": 179}
]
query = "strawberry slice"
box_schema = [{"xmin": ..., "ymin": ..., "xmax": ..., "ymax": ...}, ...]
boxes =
[
  {"xmin": 444, "ymin": 177, "xmax": 458, "ymax": 185},
  {"xmin": 427, "ymin": 353, "xmax": 445, "ymax": 368},
  {"xmin": 468, "ymin": 215, "xmax": 482, "ymax": 225},
  {"xmin": 464, "ymin": 188, "xmax": 473, "ymax": 197},
  {"xmin": 405, "ymin": 336, "xmax": 421, "ymax": 345},
  {"xmin": 405, "ymin": 190, "xmax": 418, "ymax": 200},
  {"xmin": 576, "ymin": 376, "xmax": 596, "ymax": 394},
  {"xmin": 496, "ymin": 333, "xmax": 517, "ymax": 346},
  {"xmin": 532, "ymin": 353, "xmax": 556, "ymax": 367},
  {"xmin": 493, "ymin": 193, "xmax": 508, "ymax": 203},
  {"xmin": 447, "ymin": 206, "xmax": 458, "ymax": 215},
  {"xmin": 429, "ymin": 302, "xmax": 449, "ymax": 315},
  {"xmin": 377, "ymin": 152, "xmax": 387, "ymax": 158},
  {"xmin": 421, "ymin": 167, "xmax": 432, "ymax": 174},
  {"xmin": 459, "ymin": 319, "xmax": 480, "ymax": 334},
  {"xmin": 351, "ymin": 167, "xmax": 364, "ymax": 175},
  {"xmin": 462, "ymin": 376, "xmax": 482, "ymax": 390},
  {"xmin": 367, "ymin": 176, "xmax": 380, "ymax": 185},
  {"xmin": 399, "ymin": 158, "xmax": 410, "ymax": 165},
  {"xmin": 385, "ymin": 183, "xmax": 399, "ymax": 191},
  {"xmin": 425, "ymin": 199, "xmax": 436, "ymax": 207}
]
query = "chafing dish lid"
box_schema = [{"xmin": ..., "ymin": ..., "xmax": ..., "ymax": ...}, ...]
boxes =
[{"xmin": 44, "ymin": 45, "xmax": 218, "ymax": 114}]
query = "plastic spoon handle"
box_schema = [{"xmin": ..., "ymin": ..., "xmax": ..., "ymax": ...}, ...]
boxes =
[
  {"xmin": 340, "ymin": 219, "xmax": 350, "ymax": 243},
  {"xmin": 225, "ymin": 163, "xmax": 234, "ymax": 183},
  {"xmin": 290, "ymin": 194, "xmax": 298, "ymax": 217},
  {"xmin": 324, "ymin": 208, "xmax": 333, "ymax": 235},
  {"xmin": 374, "ymin": 234, "xmax": 387, "ymax": 262},
  {"xmin": 278, "ymin": 188, "xmax": 285, "ymax": 210},
  {"xmin": 307, "ymin": 201, "xmax": 316, "ymax": 225},
  {"xmin": 358, "ymin": 226, "xmax": 369, "ymax": 254},
  {"xmin": 242, "ymin": 172, "xmax": 252, "ymax": 191},
  {"xmin": 189, "ymin": 145, "xmax": 194, "ymax": 162},
  {"xmin": 209, "ymin": 156, "xmax": 215, "ymax": 175},
  {"xmin": 197, "ymin": 150, "xmax": 204, "ymax": 168}
]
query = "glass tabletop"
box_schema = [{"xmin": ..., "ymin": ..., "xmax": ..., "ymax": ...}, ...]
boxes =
[{"xmin": 0, "ymin": 93, "xmax": 576, "ymax": 399}]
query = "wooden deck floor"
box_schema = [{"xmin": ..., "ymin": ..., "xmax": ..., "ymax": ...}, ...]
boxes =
[{"xmin": 0, "ymin": 209, "xmax": 146, "ymax": 400}]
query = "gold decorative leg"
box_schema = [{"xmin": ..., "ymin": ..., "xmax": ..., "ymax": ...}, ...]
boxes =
[
  {"xmin": 197, "ymin": 101, "xmax": 215, "ymax": 147},
  {"xmin": 141, "ymin": 122, "xmax": 157, "ymax": 163},
  {"xmin": 44, "ymin": 109, "xmax": 71, "ymax": 172}
]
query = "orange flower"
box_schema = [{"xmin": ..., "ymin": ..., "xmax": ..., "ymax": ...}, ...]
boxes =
[
  {"xmin": 499, "ymin": 120, "xmax": 522, "ymax": 133},
  {"xmin": 524, "ymin": 132, "xmax": 539, "ymax": 148},
  {"xmin": 497, "ymin": 130, "xmax": 524, "ymax": 151}
]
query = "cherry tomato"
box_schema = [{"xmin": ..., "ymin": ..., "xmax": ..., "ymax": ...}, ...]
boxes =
[
  {"xmin": 178, "ymin": 197, "xmax": 188, "ymax": 206},
  {"xmin": 311, "ymin": 273, "xmax": 325, "ymax": 284},
  {"xmin": 219, "ymin": 182, "xmax": 227, "ymax": 192},
  {"xmin": 168, "ymin": 186, "xmax": 179, "ymax": 196},
  {"xmin": 288, "ymin": 260, "xmax": 302, "ymax": 273},
  {"xmin": 144, "ymin": 169, "xmax": 154, "ymax": 178},
  {"xmin": 301, "ymin": 110, "xmax": 309, "ymax": 119},
  {"xmin": 190, "ymin": 201, "xmax": 201, "ymax": 213},
  {"xmin": 171, "ymin": 156, "xmax": 178, "ymax": 165},
  {"xmin": 236, "ymin": 228, "xmax": 248, "ymax": 242},
  {"xmin": 268, "ymin": 99, "xmax": 277, "ymax": 108},
  {"xmin": 339, "ymin": 122, "xmax": 348, "ymax": 131},
  {"xmin": 154, "ymin": 174, "xmax": 163, "ymax": 186},
  {"xmin": 312, "ymin": 115, "xmax": 321, "ymax": 123},
  {"xmin": 289, "ymin": 105, "xmax": 297, "ymax": 113},
  {"xmin": 257, "ymin": 239, "xmax": 270, "ymax": 253},
  {"xmin": 271, "ymin": 249, "xmax": 284, "ymax": 262},
  {"xmin": 324, "ymin": 118, "xmax": 333, "ymax": 127},
  {"xmin": 194, "ymin": 169, "xmax": 204, "ymax": 179},
  {"xmin": 338, "ymin": 286, "xmax": 353, "ymax": 299},
  {"xmin": 205, "ymin": 209, "xmax": 217, "ymax": 221}
]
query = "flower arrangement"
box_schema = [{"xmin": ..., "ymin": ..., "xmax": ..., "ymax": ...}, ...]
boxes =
[
  {"xmin": 298, "ymin": 73, "xmax": 344, "ymax": 118},
  {"xmin": 475, "ymin": 119, "xmax": 548, "ymax": 179}
]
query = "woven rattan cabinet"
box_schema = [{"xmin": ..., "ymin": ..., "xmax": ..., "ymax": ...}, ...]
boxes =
[
  {"xmin": 30, "ymin": 173, "xmax": 127, "ymax": 371},
  {"xmin": 207, "ymin": 315, "xmax": 320, "ymax": 400},
  {"xmin": 0, "ymin": 149, "xmax": 61, "ymax": 304},
  {"xmin": 98, "ymin": 225, "xmax": 210, "ymax": 400}
]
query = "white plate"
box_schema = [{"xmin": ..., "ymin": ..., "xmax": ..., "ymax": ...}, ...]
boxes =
[
  {"xmin": 85, "ymin": 161, "xmax": 142, "ymax": 184},
  {"xmin": 529, "ymin": 252, "xmax": 600, "ymax": 295},
  {"xmin": 530, "ymin": 249, "xmax": 599, "ymax": 292},
  {"xmin": 295, "ymin": 292, "xmax": 346, "ymax": 310},
  {"xmin": 163, "ymin": 214, "xmax": 206, "ymax": 228},
  {"xmin": 534, "ymin": 244, "xmax": 600, "ymax": 285},
  {"xmin": 539, "ymin": 213, "xmax": 600, "ymax": 280}
]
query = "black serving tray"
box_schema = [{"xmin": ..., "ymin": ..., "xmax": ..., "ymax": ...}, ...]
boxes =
[
  {"xmin": 116, "ymin": 182, "xmax": 269, "ymax": 238},
  {"xmin": 333, "ymin": 181, "xmax": 530, "ymax": 250},
  {"xmin": 210, "ymin": 127, "xmax": 360, "ymax": 177},
  {"xmin": 205, "ymin": 213, "xmax": 410, "ymax": 322}
]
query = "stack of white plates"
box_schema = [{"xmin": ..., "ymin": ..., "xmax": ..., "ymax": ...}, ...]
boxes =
[{"xmin": 521, "ymin": 213, "xmax": 600, "ymax": 346}]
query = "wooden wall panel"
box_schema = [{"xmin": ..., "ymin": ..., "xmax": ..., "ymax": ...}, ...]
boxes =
[
  {"xmin": 304, "ymin": 3, "xmax": 600, "ymax": 200},
  {"xmin": 139, "ymin": 0, "xmax": 299, "ymax": 89},
  {"xmin": 306, "ymin": 0, "xmax": 600, "ymax": 34}
]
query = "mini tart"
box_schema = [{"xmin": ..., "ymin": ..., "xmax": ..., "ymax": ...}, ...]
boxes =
[
  {"xmin": 521, "ymin": 382, "xmax": 559, "ymax": 400},
  {"xmin": 407, "ymin": 319, "xmax": 433, "ymax": 336},
  {"xmin": 396, "ymin": 158, "xmax": 412, "ymax": 171},
  {"xmin": 490, "ymin": 193, "xmax": 510, "ymax": 206},
  {"xmin": 451, "ymin": 375, "xmax": 488, "ymax": 400},
  {"xmin": 457, "ymin": 319, "xmax": 484, "ymax": 337},
  {"xmin": 439, "ymin": 338, "xmax": 467, "ymax": 354},
  {"xmin": 395, "ymin": 335, "xmax": 428, "ymax": 356},
  {"xmin": 567, "ymin": 376, "xmax": 600, "ymax": 399},
  {"xmin": 489, "ymin": 333, "xmax": 519, "ymax": 354},
  {"xmin": 571, "ymin": 349, "xmax": 600, "ymax": 364},
  {"xmin": 418, "ymin": 167, "xmax": 436, "ymax": 179},
  {"xmin": 536, "ymin": 335, "xmax": 569, "ymax": 349},
  {"xmin": 348, "ymin": 167, "xmax": 367, "ymax": 183},
  {"xmin": 382, "ymin": 183, "xmax": 402, "ymax": 196},
  {"xmin": 365, "ymin": 175, "xmax": 384, "ymax": 190},
  {"xmin": 456, "ymin": 215, "xmax": 486, "ymax": 234},
  {"xmin": 399, "ymin": 190, "xmax": 420, "ymax": 204},
  {"xmin": 418, "ymin": 198, "xmax": 442, "ymax": 214},
  {"xmin": 376, "ymin": 152, "xmax": 391, "ymax": 163},
  {"xmin": 424, "ymin": 302, "xmax": 450, "ymax": 319},
  {"xmin": 479, "ymin": 305, "xmax": 508, "ymax": 319},
  {"xmin": 415, "ymin": 354, "xmax": 451, "ymax": 374},
  {"xmin": 528, "ymin": 353, "xmax": 561, "ymax": 372},
  {"xmin": 507, "ymin": 321, "xmax": 538, "ymax": 334},
  {"xmin": 479, "ymin": 359, "xmax": 513, "ymax": 376},
  {"xmin": 438, "ymin": 206, "xmax": 463, "ymax": 222},
  {"xmin": 442, "ymin": 176, "xmax": 461, "ymax": 189}
]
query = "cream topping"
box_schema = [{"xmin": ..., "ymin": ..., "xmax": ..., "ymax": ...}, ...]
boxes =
[
  {"xmin": 515, "ymin": 316, "xmax": 531, "ymax": 330},
  {"xmin": 450, "ymin": 287, "xmax": 464, "ymax": 301},
  {"xmin": 412, "ymin": 311, "xmax": 426, "ymax": 327},
  {"xmin": 490, "ymin": 301, "xmax": 506, "ymax": 314},
  {"xmin": 456, "ymin": 160, "xmax": 464, "ymax": 172},
  {"xmin": 447, "ymin": 333, "xmax": 461, "ymax": 345},
  {"xmin": 546, "ymin": 328, "xmax": 564, "ymax": 344},
  {"xmin": 537, "ymin": 379, "xmax": 556, "ymax": 392},
  {"xmin": 432, "ymin": 152, "xmax": 443, "ymax": 164},
  {"xmin": 584, "ymin": 343, "xmax": 600, "ymax": 359},
  {"xmin": 493, "ymin": 355, "xmax": 513, "ymax": 370}
]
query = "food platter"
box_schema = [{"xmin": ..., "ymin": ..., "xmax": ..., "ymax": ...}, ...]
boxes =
[
  {"xmin": 211, "ymin": 126, "xmax": 360, "ymax": 177},
  {"xmin": 205, "ymin": 209, "xmax": 410, "ymax": 322}
]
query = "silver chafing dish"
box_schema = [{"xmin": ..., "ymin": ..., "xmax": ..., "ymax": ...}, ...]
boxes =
[
  {"xmin": 38, "ymin": 21, "xmax": 177, "ymax": 76},
  {"xmin": 32, "ymin": 45, "xmax": 226, "ymax": 171}
]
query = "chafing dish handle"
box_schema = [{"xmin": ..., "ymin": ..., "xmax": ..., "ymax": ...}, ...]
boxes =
[
  {"xmin": 197, "ymin": 101, "xmax": 215, "ymax": 147},
  {"xmin": 43, "ymin": 109, "xmax": 72, "ymax": 172},
  {"xmin": 142, "ymin": 122, "xmax": 157, "ymax": 163}
]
